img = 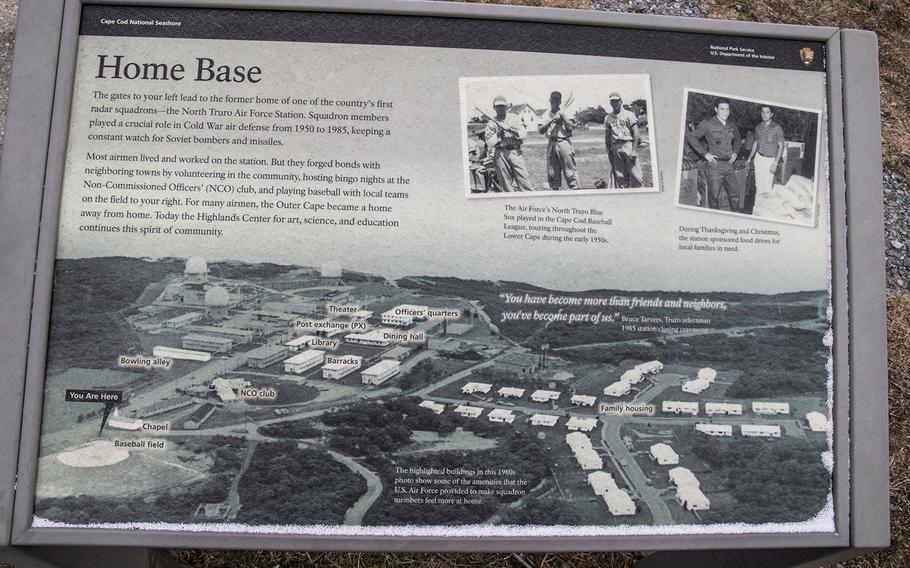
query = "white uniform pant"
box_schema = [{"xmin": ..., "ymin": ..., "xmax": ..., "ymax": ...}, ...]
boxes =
[{"xmin": 754, "ymin": 154, "xmax": 776, "ymax": 194}]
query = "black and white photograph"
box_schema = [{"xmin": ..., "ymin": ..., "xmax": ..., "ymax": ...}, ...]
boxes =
[
  {"xmin": 459, "ymin": 74, "xmax": 660, "ymax": 197},
  {"xmin": 675, "ymin": 89, "xmax": 822, "ymax": 227}
]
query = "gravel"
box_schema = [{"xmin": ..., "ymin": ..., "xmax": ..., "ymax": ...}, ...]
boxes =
[
  {"xmin": 592, "ymin": 0, "xmax": 708, "ymax": 17},
  {"xmin": 0, "ymin": 0, "xmax": 17, "ymax": 150},
  {"xmin": 594, "ymin": 0, "xmax": 904, "ymax": 293},
  {"xmin": 883, "ymin": 168, "xmax": 910, "ymax": 289}
]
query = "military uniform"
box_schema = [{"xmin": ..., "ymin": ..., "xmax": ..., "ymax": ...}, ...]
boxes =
[
  {"xmin": 679, "ymin": 132, "xmax": 704, "ymax": 206},
  {"xmin": 605, "ymin": 109, "xmax": 644, "ymax": 188},
  {"xmin": 542, "ymin": 110, "xmax": 578, "ymax": 190},
  {"xmin": 468, "ymin": 136, "xmax": 489, "ymax": 193},
  {"xmin": 687, "ymin": 115, "xmax": 742, "ymax": 211},
  {"xmin": 484, "ymin": 114, "xmax": 535, "ymax": 192}
]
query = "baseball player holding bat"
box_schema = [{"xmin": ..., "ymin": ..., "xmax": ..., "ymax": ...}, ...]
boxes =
[
  {"xmin": 481, "ymin": 95, "xmax": 535, "ymax": 192},
  {"xmin": 538, "ymin": 91, "xmax": 578, "ymax": 190}
]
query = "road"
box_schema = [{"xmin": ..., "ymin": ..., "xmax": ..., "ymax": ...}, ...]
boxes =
[
  {"xmin": 628, "ymin": 374, "xmax": 685, "ymax": 405},
  {"xmin": 224, "ymin": 441, "xmax": 257, "ymax": 520},
  {"xmin": 601, "ymin": 421, "xmax": 673, "ymax": 525},
  {"xmin": 413, "ymin": 356, "xmax": 501, "ymax": 397},
  {"xmin": 128, "ymin": 351, "xmax": 249, "ymax": 413},
  {"xmin": 330, "ymin": 450, "xmax": 383, "ymax": 525}
]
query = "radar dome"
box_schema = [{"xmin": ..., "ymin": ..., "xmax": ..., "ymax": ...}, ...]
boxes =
[
  {"xmin": 205, "ymin": 286, "xmax": 230, "ymax": 307},
  {"xmin": 321, "ymin": 261, "xmax": 343, "ymax": 278},
  {"xmin": 185, "ymin": 257, "xmax": 208, "ymax": 275}
]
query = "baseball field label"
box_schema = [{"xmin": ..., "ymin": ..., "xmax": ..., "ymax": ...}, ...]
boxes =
[{"xmin": 32, "ymin": 5, "xmax": 833, "ymax": 537}]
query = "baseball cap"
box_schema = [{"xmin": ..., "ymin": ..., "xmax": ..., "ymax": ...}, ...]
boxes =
[
  {"xmin": 608, "ymin": 92, "xmax": 622, "ymax": 100},
  {"xmin": 493, "ymin": 95, "xmax": 508, "ymax": 106}
]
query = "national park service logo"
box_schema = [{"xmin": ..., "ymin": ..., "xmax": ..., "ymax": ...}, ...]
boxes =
[{"xmin": 800, "ymin": 47, "xmax": 815, "ymax": 66}]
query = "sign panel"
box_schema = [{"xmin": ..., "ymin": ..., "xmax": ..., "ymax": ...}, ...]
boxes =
[{"xmin": 29, "ymin": 4, "xmax": 835, "ymax": 539}]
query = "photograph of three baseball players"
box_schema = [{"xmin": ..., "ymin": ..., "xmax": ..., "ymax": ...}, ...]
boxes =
[
  {"xmin": 460, "ymin": 74, "xmax": 659, "ymax": 197},
  {"xmin": 460, "ymin": 76, "xmax": 821, "ymax": 227}
]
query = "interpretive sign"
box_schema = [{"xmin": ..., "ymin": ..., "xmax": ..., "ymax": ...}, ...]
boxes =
[{"xmin": 0, "ymin": 1, "xmax": 888, "ymax": 566}]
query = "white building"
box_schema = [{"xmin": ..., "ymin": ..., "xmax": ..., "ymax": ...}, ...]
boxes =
[
  {"xmin": 251, "ymin": 310, "xmax": 299, "ymax": 326},
  {"xmin": 566, "ymin": 416, "xmax": 598, "ymax": 432},
  {"xmin": 418, "ymin": 400, "xmax": 445, "ymax": 414},
  {"xmin": 498, "ymin": 387, "xmax": 526, "ymax": 399},
  {"xmin": 741, "ymin": 424, "xmax": 782, "ymax": 438},
  {"xmin": 753, "ymin": 401, "xmax": 791, "ymax": 415},
  {"xmin": 454, "ymin": 404, "xmax": 483, "ymax": 418},
  {"xmin": 668, "ymin": 466, "xmax": 700, "ymax": 488},
  {"xmin": 381, "ymin": 304, "xmax": 429, "ymax": 327},
  {"xmin": 530, "ymin": 414, "xmax": 559, "ymax": 427},
  {"xmin": 462, "ymin": 382, "xmax": 492, "ymax": 395},
  {"xmin": 245, "ymin": 345, "xmax": 289, "ymax": 369},
  {"xmin": 676, "ymin": 485, "xmax": 711, "ymax": 511},
  {"xmin": 184, "ymin": 256, "xmax": 208, "ymax": 283},
  {"xmin": 382, "ymin": 310, "xmax": 414, "ymax": 327},
  {"xmin": 181, "ymin": 333, "xmax": 233, "ymax": 353},
  {"xmin": 285, "ymin": 334, "xmax": 317, "ymax": 351},
  {"xmin": 381, "ymin": 309, "xmax": 413, "ymax": 327},
  {"xmin": 635, "ymin": 360, "xmax": 663, "ymax": 374},
  {"xmin": 508, "ymin": 103, "xmax": 542, "ymax": 130},
  {"xmin": 204, "ymin": 286, "xmax": 231, "ymax": 319},
  {"xmin": 571, "ymin": 394, "xmax": 597, "ymax": 407},
  {"xmin": 682, "ymin": 377, "xmax": 712, "ymax": 394},
  {"xmin": 161, "ymin": 312, "xmax": 204, "ymax": 329},
  {"xmin": 417, "ymin": 400, "xmax": 446, "ymax": 414},
  {"xmin": 322, "ymin": 355, "xmax": 363, "ymax": 380},
  {"xmin": 806, "ymin": 411, "xmax": 828, "ymax": 432},
  {"xmin": 382, "ymin": 346, "xmax": 413, "ymax": 362},
  {"xmin": 362, "ymin": 359, "xmax": 401, "ymax": 385},
  {"xmin": 565, "ymin": 431, "xmax": 593, "ymax": 452},
  {"xmin": 662, "ymin": 401, "xmax": 699, "ymax": 416},
  {"xmin": 488, "ymin": 408, "xmax": 516, "ymax": 423},
  {"xmin": 587, "ymin": 471, "xmax": 619, "ymax": 495},
  {"xmin": 186, "ymin": 325, "xmax": 255, "ymax": 344},
  {"xmin": 153, "ymin": 345, "xmax": 211, "ymax": 362},
  {"xmin": 705, "ymin": 402, "xmax": 743, "ymax": 416},
  {"xmin": 574, "ymin": 447, "xmax": 603, "ymax": 470},
  {"xmin": 345, "ymin": 329, "xmax": 394, "ymax": 347},
  {"xmin": 603, "ymin": 381, "xmax": 631, "ymax": 397},
  {"xmin": 107, "ymin": 408, "xmax": 143, "ymax": 431},
  {"xmin": 620, "ymin": 369, "xmax": 644, "ymax": 384},
  {"xmin": 283, "ymin": 349, "xmax": 326, "ymax": 374},
  {"xmin": 531, "ymin": 389, "xmax": 561, "ymax": 403},
  {"xmin": 649, "ymin": 443, "xmax": 680, "ymax": 465},
  {"xmin": 210, "ymin": 377, "xmax": 251, "ymax": 402},
  {"xmin": 695, "ymin": 423, "xmax": 733, "ymax": 437},
  {"xmin": 698, "ymin": 367, "xmax": 718, "ymax": 382},
  {"xmin": 603, "ymin": 489, "xmax": 636, "ymax": 516}
]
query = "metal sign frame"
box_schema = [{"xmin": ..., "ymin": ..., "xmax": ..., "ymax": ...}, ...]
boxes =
[{"xmin": 0, "ymin": 1, "xmax": 888, "ymax": 566}]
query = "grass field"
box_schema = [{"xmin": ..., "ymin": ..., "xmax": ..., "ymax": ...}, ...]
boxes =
[{"xmin": 471, "ymin": 128, "xmax": 655, "ymax": 192}]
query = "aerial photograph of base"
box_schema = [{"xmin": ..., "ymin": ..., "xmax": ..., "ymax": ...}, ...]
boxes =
[{"xmin": 31, "ymin": 255, "xmax": 832, "ymax": 533}]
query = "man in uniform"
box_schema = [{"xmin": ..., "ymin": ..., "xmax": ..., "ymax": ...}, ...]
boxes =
[
  {"xmin": 678, "ymin": 120, "xmax": 704, "ymax": 206},
  {"xmin": 484, "ymin": 95, "xmax": 535, "ymax": 192},
  {"xmin": 686, "ymin": 97, "xmax": 742, "ymax": 211},
  {"xmin": 468, "ymin": 129, "xmax": 489, "ymax": 193},
  {"xmin": 604, "ymin": 92, "xmax": 643, "ymax": 188},
  {"xmin": 746, "ymin": 105, "xmax": 785, "ymax": 197},
  {"xmin": 538, "ymin": 91, "xmax": 578, "ymax": 190}
]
